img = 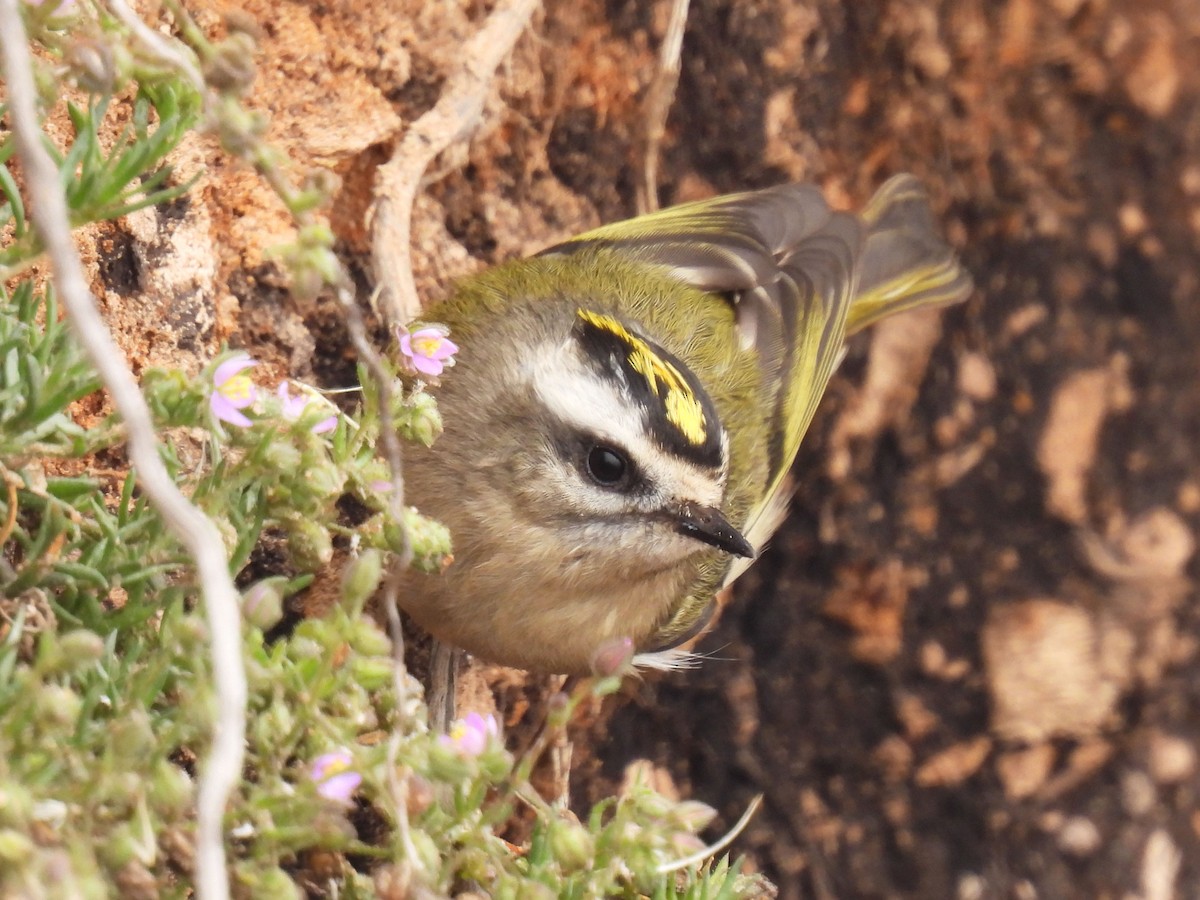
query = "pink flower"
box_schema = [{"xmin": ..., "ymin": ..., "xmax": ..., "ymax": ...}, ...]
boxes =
[
  {"xmin": 209, "ymin": 354, "xmax": 257, "ymax": 427},
  {"xmin": 398, "ymin": 325, "xmax": 458, "ymax": 378},
  {"xmin": 438, "ymin": 712, "xmax": 500, "ymax": 758},
  {"xmin": 277, "ymin": 381, "xmax": 338, "ymax": 434},
  {"xmin": 310, "ymin": 750, "xmax": 362, "ymax": 804}
]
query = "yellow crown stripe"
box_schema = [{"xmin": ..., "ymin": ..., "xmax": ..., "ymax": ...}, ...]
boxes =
[
  {"xmin": 577, "ymin": 310, "xmax": 708, "ymax": 447},
  {"xmin": 664, "ymin": 389, "xmax": 707, "ymax": 446}
]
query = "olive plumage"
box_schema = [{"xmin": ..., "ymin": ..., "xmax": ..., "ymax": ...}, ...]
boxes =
[{"xmin": 396, "ymin": 174, "xmax": 972, "ymax": 674}]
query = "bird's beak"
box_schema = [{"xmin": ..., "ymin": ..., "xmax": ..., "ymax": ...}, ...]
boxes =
[{"xmin": 673, "ymin": 503, "xmax": 755, "ymax": 558}]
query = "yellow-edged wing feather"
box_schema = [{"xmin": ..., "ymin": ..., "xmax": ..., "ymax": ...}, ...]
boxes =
[{"xmin": 541, "ymin": 175, "xmax": 973, "ymax": 648}]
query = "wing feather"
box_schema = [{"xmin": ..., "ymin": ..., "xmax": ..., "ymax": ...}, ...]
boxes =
[{"xmin": 540, "ymin": 177, "xmax": 972, "ymax": 653}]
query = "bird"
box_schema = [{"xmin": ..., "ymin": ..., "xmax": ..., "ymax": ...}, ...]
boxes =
[{"xmin": 394, "ymin": 174, "xmax": 973, "ymax": 676}]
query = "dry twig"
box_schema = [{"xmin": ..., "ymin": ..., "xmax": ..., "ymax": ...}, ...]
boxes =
[
  {"xmin": 656, "ymin": 795, "xmax": 762, "ymax": 875},
  {"xmin": 0, "ymin": 6, "xmax": 246, "ymax": 900},
  {"xmin": 369, "ymin": 0, "xmax": 540, "ymax": 327},
  {"xmin": 637, "ymin": 0, "xmax": 690, "ymax": 214}
]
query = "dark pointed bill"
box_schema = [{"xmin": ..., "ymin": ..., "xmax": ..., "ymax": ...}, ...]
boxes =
[{"xmin": 674, "ymin": 504, "xmax": 755, "ymax": 558}]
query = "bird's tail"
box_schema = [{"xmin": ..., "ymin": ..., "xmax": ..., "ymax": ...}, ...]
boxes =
[{"xmin": 848, "ymin": 174, "xmax": 974, "ymax": 335}]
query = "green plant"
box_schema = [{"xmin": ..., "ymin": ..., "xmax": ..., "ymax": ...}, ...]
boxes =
[{"xmin": 0, "ymin": 3, "xmax": 773, "ymax": 897}]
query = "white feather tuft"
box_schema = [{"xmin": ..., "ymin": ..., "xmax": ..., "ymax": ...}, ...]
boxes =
[{"xmin": 632, "ymin": 647, "xmax": 712, "ymax": 671}]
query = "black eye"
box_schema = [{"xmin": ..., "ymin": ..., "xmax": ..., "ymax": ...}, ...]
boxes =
[{"xmin": 586, "ymin": 445, "xmax": 628, "ymax": 486}]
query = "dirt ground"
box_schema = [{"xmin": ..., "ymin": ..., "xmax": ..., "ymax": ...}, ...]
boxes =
[
  {"xmin": 578, "ymin": 2, "xmax": 1200, "ymax": 898},
  {"xmin": 85, "ymin": 0, "xmax": 1200, "ymax": 897}
]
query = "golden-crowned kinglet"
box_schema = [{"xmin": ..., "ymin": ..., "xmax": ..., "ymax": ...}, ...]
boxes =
[{"xmin": 397, "ymin": 174, "xmax": 973, "ymax": 674}]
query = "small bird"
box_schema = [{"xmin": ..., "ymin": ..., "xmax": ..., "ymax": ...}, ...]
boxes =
[{"xmin": 396, "ymin": 174, "xmax": 972, "ymax": 675}]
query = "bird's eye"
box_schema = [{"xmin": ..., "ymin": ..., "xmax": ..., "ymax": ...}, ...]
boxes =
[{"xmin": 586, "ymin": 445, "xmax": 629, "ymax": 486}]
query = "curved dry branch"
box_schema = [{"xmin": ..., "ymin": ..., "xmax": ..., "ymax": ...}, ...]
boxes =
[
  {"xmin": 0, "ymin": 8, "xmax": 246, "ymax": 900},
  {"xmin": 369, "ymin": 0, "xmax": 541, "ymax": 326},
  {"xmin": 638, "ymin": 0, "xmax": 690, "ymax": 214}
]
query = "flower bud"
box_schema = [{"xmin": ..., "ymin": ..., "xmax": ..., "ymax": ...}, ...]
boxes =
[
  {"xmin": 98, "ymin": 823, "xmax": 141, "ymax": 870},
  {"xmin": 359, "ymin": 461, "xmax": 392, "ymax": 493},
  {"xmin": 348, "ymin": 619, "xmax": 392, "ymax": 658},
  {"xmin": 263, "ymin": 440, "xmax": 303, "ymax": 474},
  {"xmin": 628, "ymin": 789, "xmax": 673, "ymax": 819},
  {"xmin": 549, "ymin": 815, "xmax": 593, "ymax": 872},
  {"xmin": 303, "ymin": 456, "xmax": 346, "ymax": 499},
  {"xmin": 150, "ymin": 761, "xmax": 194, "ymax": 817},
  {"xmin": 36, "ymin": 684, "xmax": 81, "ymax": 727},
  {"xmin": 590, "ymin": 636, "xmax": 635, "ymax": 678},
  {"xmin": 393, "ymin": 509, "xmax": 451, "ymax": 572},
  {"xmin": 341, "ymin": 550, "xmax": 383, "ymax": 616},
  {"xmin": 242, "ymin": 579, "xmax": 286, "ymax": 630},
  {"xmin": 288, "ymin": 636, "xmax": 324, "ymax": 661},
  {"xmin": 57, "ymin": 630, "xmax": 105, "ymax": 668},
  {"xmin": 456, "ymin": 847, "xmax": 495, "ymax": 883},
  {"xmin": 289, "ymin": 518, "xmax": 333, "ymax": 569},
  {"xmin": 252, "ymin": 700, "xmax": 295, "ymax": 747},
  {"xmin": 204, "ymin": 31, "xmax": 257, "ymax": 95},
  {"xmin": 426, "ymin": 742, "xmax": 473, "ymax": 783},
  {"xmin": 669, "ymin": 831, "xmax": 706, "ymax": 856},
  {"xmin": 289, "ymin": 261, "xmax": 326, "ymax": 301},
  {"xmin": 398, "ymin": 391, "xmax": 443, "ymax": 447},
  {"xmin": 671, "ymin": 799, "xmax": 719, "ymax": 833}
]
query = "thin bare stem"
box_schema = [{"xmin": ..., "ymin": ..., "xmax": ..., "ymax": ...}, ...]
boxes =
[
  {"xmin": 0, "ymin": 9, "xmax": 246, "ymax": 900},
  {"xmin": 428, "ymin": 639, "xmax": 462, "ymax": 732},
  {"xmin": 637, "ymin": 0, "xmax": 690, "ymax": 214},
  {"xmin": 332, "ymin": 285, "xmax": 423, "ymax": 875},
  {"xmin": 369, "ymin": 0, "xmax": 540, "ymax": 327},
  {"xmin": 656, "ymin": 794, "xmax": 762, "ymax": 875}
]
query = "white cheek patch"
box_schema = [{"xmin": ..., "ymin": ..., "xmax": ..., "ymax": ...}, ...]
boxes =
[
  {"xmin": 529, "ymin": 342, "xmax": 646, "ymax": 453},
  {"xmin": 525, "ymin": 341, "xmax": 726, "ymax": 511}
]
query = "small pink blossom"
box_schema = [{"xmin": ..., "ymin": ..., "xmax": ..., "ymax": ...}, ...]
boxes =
[
  {"xmin": 438, "ymin": 712, "xmax": 500, "ymax": 758},
  {"xmin": 398, "ymin": 325, "xmax": 458, "ymax": 378},
  {"xmin": 277, "ymin": 381, "xmax": 338, "ymax": 434},
  {"xmin": 310, "ymin": 750, "xmax": 362, "ymax": 804},
  {"xmin": 209, "ymin": 354, "xmax": 257, "ymax": 427}
]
